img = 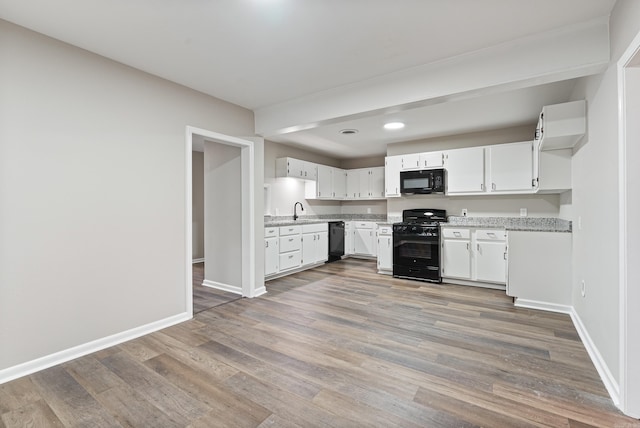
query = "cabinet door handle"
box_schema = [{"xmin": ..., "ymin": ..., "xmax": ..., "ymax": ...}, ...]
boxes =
[
  {"xmin": 266, "ymin": 241, "xmax": 269, "ymax": 248},
  {"xmin": 289, "ymin": 238, "xmax": 294, "ymax": 242},
  {"xmin": 288, "ymin": 255, "xmax": 294, "ymax": 259},
  {"xmin": 454, "ymin": 231, "xmax": 461, "ymax": 237},
  {"xmin": 492, "ymin": 183, "xmax": 496, "ymax": 191},
  {"xmin": 466, "ymin": 243, "xmax": 469, "ymax": 250},
  {"xmin": 477, "ymin": 243, "xmax": 480, "ymax": 251}
]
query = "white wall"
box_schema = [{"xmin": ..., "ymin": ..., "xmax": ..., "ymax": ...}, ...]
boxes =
[
  {"xmin": 192, "ymin": 151, "xmax": 205, "ymax": 260},
  {"xmin": 0, "ymin": 20, "xmax": 255, "ymax": 372},
  {"xmin": 204, "ymin": 142, "xmax": 242, "ymax": 288},
  {"xmin": 568, "ymin": 0, "xmax": 640, "ymax": 392}
]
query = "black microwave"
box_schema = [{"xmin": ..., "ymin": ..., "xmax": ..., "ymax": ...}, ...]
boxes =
[{"xmin": 400, "ymin": 168, "xmax": 445, "ymax": 194}]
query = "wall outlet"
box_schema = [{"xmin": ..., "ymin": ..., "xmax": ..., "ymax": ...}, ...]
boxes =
[
  {"xmin": 581, "ymin": 279, "xmax": 586, "ymax": 297},
  {"xmin": 520, "ymin": 208, "xmax": 527, "ymax": 217},
  {"xmin": 461, "ymin": 209, "xmax": 468, "ymax": 217},
  {"xmin": 367, "ymin": 207, "xmax": 372, "ymax": 214},
  {"xmin": 275, "ymin": 208, "xmax": 279, "ymax": 216}
]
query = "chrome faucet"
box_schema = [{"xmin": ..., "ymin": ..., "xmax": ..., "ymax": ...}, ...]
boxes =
[{"xmin": 293, "ymin": 201, "xmax": 304, "ymax": 221}]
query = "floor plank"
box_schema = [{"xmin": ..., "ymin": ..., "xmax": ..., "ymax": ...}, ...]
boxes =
[{"xmin": 1, "ymin": 258, "xmax": 638, "ymax": 427}]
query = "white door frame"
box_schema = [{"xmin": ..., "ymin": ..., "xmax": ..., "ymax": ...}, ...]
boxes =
[
  {"xmin": 617, "ymin": 29, "xmax": 640, "ymax": 419},
  {"xmin": 185, "ymin": 126, "xmax": 256, "ymax": 317}
]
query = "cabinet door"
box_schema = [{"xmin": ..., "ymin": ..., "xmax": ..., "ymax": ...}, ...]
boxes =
[
  {"xmin": 377, "ymin": 236, "xmax": 393, "ymax": 271},
  {"xmin": 489, "ymin": 142, "xmax": 533, "ymax": 192},
  {"xmin": 346, "ymin": 170, "xmax": 359, "ymax": 199},
  {"xmin": 332, "ymin": 168, "xmax": 346, "ymax": 199},
  {"xmin": 445, "ymin": 147, "xmax": 485, "ymax": 194},
  {"xmin": 301, "ymin": 233, "xmax": 315, "ymax": 266},
  {"xmin": 354, "ymin": 228, "xmax": 376, "ymax": 256},
  {"xmin": 442, "ymin": 239, "xmax": 471, "ymax": 279},
  {"xmin": 344, "ymin": 222, "xmax": 354, "ymax": 255},
  {"xmin": 265, "ymin": 237, "xmax": 279, "ymax": 276},
  {"xmin": 303, "ymin": 161, "xmax": 317, "ymax": 180},
  {"xmin": 420, "ymin": 152, "xmax": 444, "ymax": 168},
  {"xmin": 316, "ymin": 165, "xmax": 333, "ymax": 198},
  {"xmin": 358, "ymin": 169, "xmax": 370, "ymax": 198},
  {"xmin": 317, "ymin": 232, "xmax": 328, "ymax": 263},
  {"xmin": 475, "ymin": 241, "xmax": 506, "ymax": 284},
  {"xmin": 401, "ymin": 153, "xmax": 421, "ymax": 170},
  {"xmin": 370, "ymin": 167, "xmax": 385, "ymax": 198},
  {"xmin": 385, "ymin": 156, "xmax": 402, "ymax": 197},
  {"xmin": 287, "ymin": 158, "xmax": 305, "ymax": 179}
]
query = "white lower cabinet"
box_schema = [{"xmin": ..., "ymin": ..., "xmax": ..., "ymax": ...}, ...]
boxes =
[
  {"xmin": 376, "ymin": 225, "xmax": 393, "ymax": 274},
  {"xmin": 442, "ymin": 228, "xmax": 506, "ymax": 286},
  {"xmin": 302, "ymin": 223, "xmax": 328, "ymax": 266},
  {"xmin": 345, "ymin": 221, "xmax": 354, "ymax": 255},
  {"xmin": 264, "ymin": 229, "xmax": 279, "ymax": 276},
  {"xmin": 475, "ymin": 230, "xmax": 508, "ymax": 283},
  {"xmin": 353, "ymin": 221, "xmax": 377, "ymax": 257},
  {"xmin": 442, "ymin": 229, "xmax": 472, "ymax": 279},
  {"xmin": 507, "ymin": 231, "xmax": 571, "ymax": 306}
]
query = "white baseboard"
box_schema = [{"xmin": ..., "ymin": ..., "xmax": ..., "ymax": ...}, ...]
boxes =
[
  {"xmin": 569, "ymin": 307, "xmax": 620, "ymax": 406},
  {"xmin": 251, "ymin": 286, "xmax": 267, "ymax": 298},
  {"xmin": 514, "ymin": 299, "xmax": 620, "ymax": 406},
  {"xmin": 192, "ymin": 258, "xmax": 205, "ymax": 264},
  {"xmin": 513, "ymin": 298, "xmax": 573, "ymax": 314},
  {"xmin": 202, "ymin": 279, "xmax": 242, "ymax": 295},
  {"xmin": 0, "ymin": 312, "xmax": 191, "ymax": 385}
]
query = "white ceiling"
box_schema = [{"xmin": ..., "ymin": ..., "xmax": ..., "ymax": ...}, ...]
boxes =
[{"xmin": 0, "ymin": 0, "xmax": 617, "ymax": 158}]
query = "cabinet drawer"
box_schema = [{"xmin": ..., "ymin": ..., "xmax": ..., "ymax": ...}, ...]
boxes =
[
  {"xmin": 279, "ymin": 235, "xmax": 301, "ymax": 253},
  {"xmin": 279, "ymin": 225, "xmax": 301, "ymax": 236},
  {"xmin": 442, "ymin": 228, "xmax": 471, "ymax": 239},
  {"xmin": 279, "ymin": 251, "xmax": 301, "ymax": 271},
  {"xmin": 378, "ymin": 225, "xmax": 392, "ymax": 235},
  {"xmin": 264, "ymin": 227, "xmax": 278, "ymax": 238},
  {"xmin": 476, "ymin": 229, "xmax": 506, "ymax": 241},
  {"xmin": 354, "ymin": 222, "xmax": 374, "ymax": 229},
  {"xmin": 302, "ymin": 223, "xmax": 328, "ymax": 234}
]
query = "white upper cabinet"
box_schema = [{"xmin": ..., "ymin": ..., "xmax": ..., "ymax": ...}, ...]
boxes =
[
  {"xmin": 444, "ymin": 147, "xmax": 485, "ymax": 194},
  {"xmin": 344, "ymin": 167, "xmax": 385, "ymax": 199},
  {"xmin": 346, "ymin": 170, "xmax": 359, "ymax": 199},
  {"xmin": 400, "ymin": 153, "xmax": 421, "ymax": 170},
  {"xmin": 315, "ymin": 164, "xmax": 333, "ymax": 199},
  {"xmin": 400, "ymin": 151, "xmax": 444, "ymax": 170},
  {"xmin": 420, "ymin": 151, "xmax": 444, "ymax": 168},
  {"xmin": 385, "ymin": 156, "xmax": 402, "ymax": 197},
  {"xmin": 537, "ymin": 100, "xmax": 586, "ymax": 151},
  {"xmin": 275, "ymin": 157, "xmax": 316, "ymax": 180},
  {"xmin": 369, "ymin": 167, "xmax": 385, "ymax": 198},
  {"xmin": 332, "ymin": 167, "xmax": 347, "ymax": 199},
  {"xmin": 488, "ymin": 141, "xmax": 534, "ymax": 193}
]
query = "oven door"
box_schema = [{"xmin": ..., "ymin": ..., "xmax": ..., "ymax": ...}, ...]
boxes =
[{"xmin": 393, "ymin": 231, "xmax": 441, "ymax": 282}]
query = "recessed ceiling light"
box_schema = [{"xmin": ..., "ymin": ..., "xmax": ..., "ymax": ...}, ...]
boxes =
[
  {"xmin": 339, "ymin": 129, "xmax": 359, "ymax": 135},
  {"xmin": 384, "ymin": 122, "xmax": 405, "ymax": 130}
]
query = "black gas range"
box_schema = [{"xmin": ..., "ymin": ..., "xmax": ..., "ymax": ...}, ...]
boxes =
[{"xmin": 392, "ymin": 208, "xmax": 447, "ymax": 283}]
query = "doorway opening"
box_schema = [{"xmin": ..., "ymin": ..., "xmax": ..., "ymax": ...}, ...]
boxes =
[{"xmin": 185, "ymin": 127, "xmax": 257, "ymax": 317}]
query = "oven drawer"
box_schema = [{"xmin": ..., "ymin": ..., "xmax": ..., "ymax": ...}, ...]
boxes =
[
  {"xmin": 441, "ymin": 228, "xmax": 470, "ymax": 239},
  {"xmin": 279, "ymin": 235, "xmax": 301, "ymax": 252}
]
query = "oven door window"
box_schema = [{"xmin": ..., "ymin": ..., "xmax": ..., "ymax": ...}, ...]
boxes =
[{"xmin": 394, "ymin": 236, "xmax": 439, "ymax": 266}]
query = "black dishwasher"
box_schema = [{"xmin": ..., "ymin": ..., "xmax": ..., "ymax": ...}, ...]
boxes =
[{"xmin": 327, "ymin": 221, "xmax": 345, "ymax": 262}]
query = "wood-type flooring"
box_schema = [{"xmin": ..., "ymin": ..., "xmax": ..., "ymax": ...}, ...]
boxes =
[
  {"xmin": 192, "ymin": 262, "xmax": 240, "ymax": 313},
  {"xmin": 1, "ymin": 258, "xmax": 638, "ymax": 427}
]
